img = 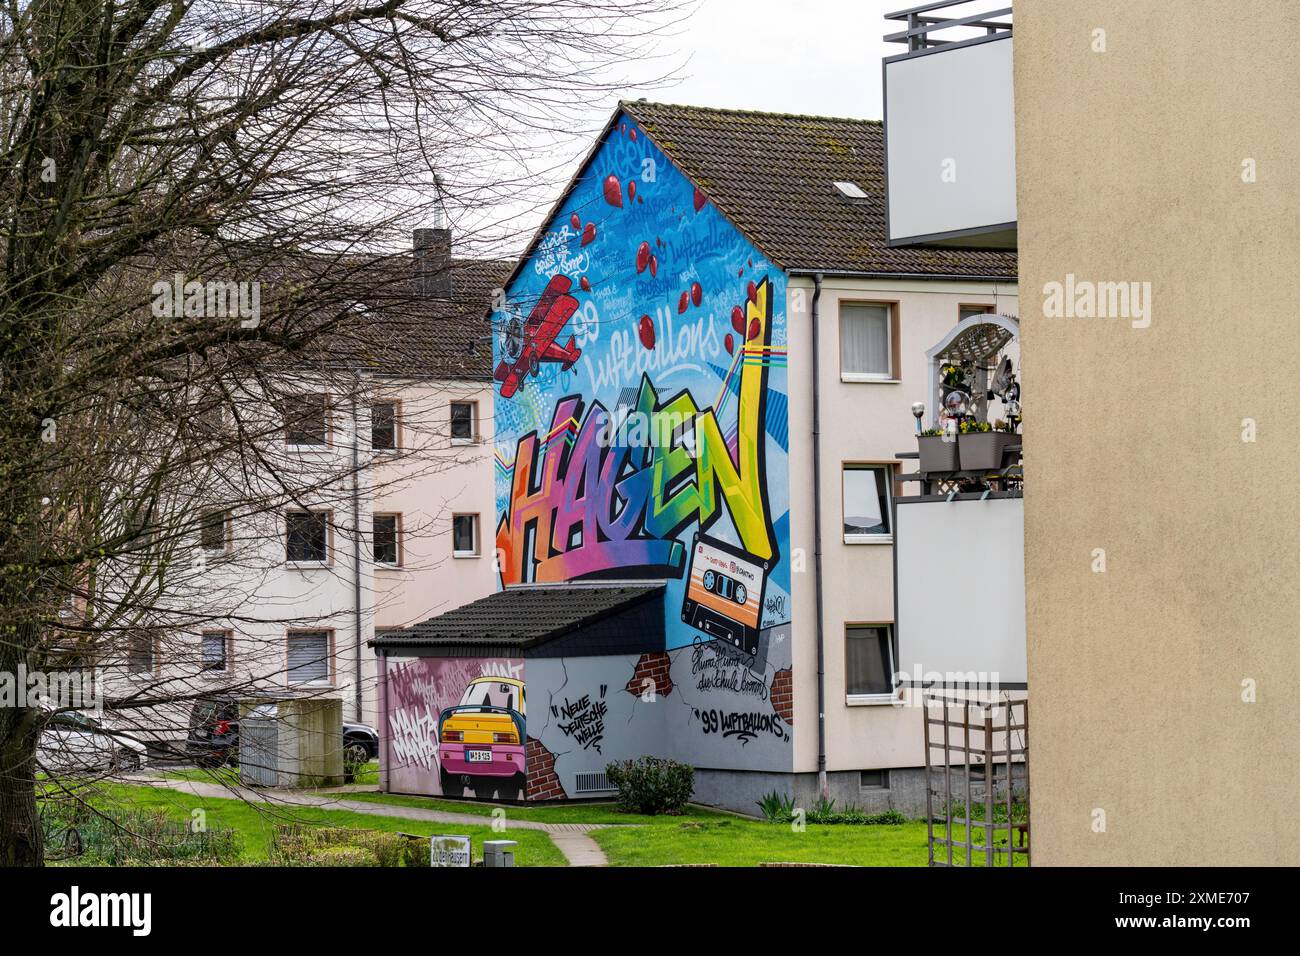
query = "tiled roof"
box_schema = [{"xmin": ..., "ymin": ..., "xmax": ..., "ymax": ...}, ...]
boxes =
[
  {"xmin": 621, "ymin": 100, "xmax": 1018, "ymax": 279},
  {"xmin": 340, "ymin": 255, "xmax": 510, "ymax": 380},
  {"xmin": 369, "ymin": 582, "xmax": 665, "ymax": 649}
]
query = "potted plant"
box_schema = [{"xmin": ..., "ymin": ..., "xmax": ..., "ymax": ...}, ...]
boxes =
[
  {"xmin": 917, "ymin": 425, "xmax": 959, "ymax": 473},
  {"xmin": 957, "ymin": 419, "xmax": 1011, "ymax": 471}
]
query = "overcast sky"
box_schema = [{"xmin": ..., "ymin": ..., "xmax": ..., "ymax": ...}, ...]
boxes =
[
  {"xmin": 464, "ymin": 0, "xmax": 1005, "ymax": 252},
  {"xmin": 622, "ymin": 0, "xmax": 897, "ymax": 120}
]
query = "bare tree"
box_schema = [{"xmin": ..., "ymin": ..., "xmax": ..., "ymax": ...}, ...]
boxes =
[{"xmin": 0, "ymin": 0, "xmax": 682, "ymax": 866}]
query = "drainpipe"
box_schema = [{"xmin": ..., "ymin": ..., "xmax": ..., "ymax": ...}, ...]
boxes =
[
  {"xmin": 350, "ymin": 382, "xmax": 363, "ymax": 722},
  {"xmin": 810, "ymin": 273, "xmax": 828, "ymax": 799}
]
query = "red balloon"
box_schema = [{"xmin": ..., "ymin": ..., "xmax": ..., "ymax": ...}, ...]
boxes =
[
  {"xmin": 630, "ymin": 128, "xmax": 637, "ymax": 141},
  {"xmin": 731, "ymin": 306, "xmax": 745, "ymax": 333},
  {"xmin": 636, "ymin": 241, "xmax": 650, "ymax": 274},
  {"xmin": 603, "ymin": 174, "xmax": 623, "ymax": 208},
  {"xmin": 581, "ymin": 222, "xmax": 596, "ymax": 246},
  {"xmin": 725, "ymin": 333, "xmax": 734, "ymax": 355},
  {"xmin": 638, "ymin": 314, "xmax": 655, "ymax": 349},
  {"xmin": 690, "ymin": 281, "xmax": 702, "ymax": 307},
  {"xmin": 677, "ymin": 291, "xmax": 689, "ymax": 314},
  {"xmin": 579, "ymin": 276, "xmax": 591, "ymax": 292},
  {"xmin": 628, "ymin": 180, "xmax": 637, "ymax": 202},
  {"xmin": 746, "ymin": 280, "xmax": 757, "ymax": 303},
  {"xmin": 747, "ymin": 317, "xmax": 760, "ymax": 341},
  {"xmin": 570, "ymin": 213, "xmax": 580, "ymax": 231},
  {"xmin": 693, "ymin": 187, "xmax": 706, "ymax": 212},
  {"xmin": 649, "ymin": 255, "xmax": 657, "ymax": 277}
]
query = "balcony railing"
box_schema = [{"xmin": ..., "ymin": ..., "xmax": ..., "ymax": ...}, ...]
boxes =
[{"xmin": 884, "ymin": 0, "xmax": 1012, "ymax": 60}]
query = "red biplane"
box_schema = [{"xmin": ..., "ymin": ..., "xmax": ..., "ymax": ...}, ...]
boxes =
[{"xmin": 494, "ymin": 274, "xmax": 581, "ymax": 398}]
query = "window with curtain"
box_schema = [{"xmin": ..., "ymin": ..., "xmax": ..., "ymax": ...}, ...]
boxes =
[
  {"xmin": 846, "ymin": 625, "xmax": 894, "ymax": 697},
  {"xmin": 843, "ymin": 465, "xmax": 891, "ymax": 539},
  {"xmin": 840, "ymin": 303, "xmax": 892, "ymax": 378}
]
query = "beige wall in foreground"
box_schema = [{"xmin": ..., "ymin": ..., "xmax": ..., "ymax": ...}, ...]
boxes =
[{"xmin": 1015, "ymin": 0, "xmax": 1300, "ymax": 865}]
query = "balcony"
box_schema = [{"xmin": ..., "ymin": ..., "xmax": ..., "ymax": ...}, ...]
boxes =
[{"xmin": 883, "ymin": 1, "xmax": 1016, "ymax": 249}]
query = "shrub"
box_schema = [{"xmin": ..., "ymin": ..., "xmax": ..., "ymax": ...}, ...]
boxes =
[
  {"xmin": 308, "ymin": 845, "xmax": 380, "ymax": 867},
  {"xmin": 402, "ymin": 837, "xmax": 431, "ymax": 868},
  {"xmin": 605, "ymin": 756, "xmax": 694, "ymax": 815},
  {"xmin": 756, "ymin": 789, "xmax": 795, "ymax": 823},
  {"xmin": 273, "ymin": 824, "xmax": 406, "ymax": 867}
]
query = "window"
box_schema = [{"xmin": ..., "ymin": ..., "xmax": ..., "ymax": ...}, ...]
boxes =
[
  {"xmin": 201, "ymin": 630, "xmax": 230, "ymax": 673},
  {"xmin": 846, "ymin": 625, "xmax": 895, "ymax": 698},
  {"xmin": 286, "ymin": 511, "xmax": 329, "ymax": 563},
  {"xmin": 127, "ymin": 634, "xmax": 155, "ymax": 675},
  {"xmin": 371, "ymin": 401, "xmax": 397, "ymax": 450},
  {"xmin": 859, "ymin": 769, "xmax": 890, "ymax": 790},
  {"xmin": 452, "ymin": 514, "xmax": 478, "ymax": 556},
  {"xmin": 286, "ymin": 630, "xmax": 331, "ymax": 684},
  {"xmin": 843, "ymin": 465, "xmax": 892, "ymax": 540},
  {"xmin": 199, "ymin": 509, "xmax": 230, "ymax": 552},
  {"xmin": 282, "ymin": 393, "xmax": 328, "ymax": 445},
  {"xmin": 840, "ymin": 303, "xmax": 893, "ymax": 379},
  {"xmin": 450, "ymin": 402, "xmax": 476, "ymax": 442},
  {"xmin": 960, "ymin": 305, "xmax": 993, "ymax": 322},
  {"xmin": 373, "ymin": 514, "xmax": 400, "ymax": 566}
]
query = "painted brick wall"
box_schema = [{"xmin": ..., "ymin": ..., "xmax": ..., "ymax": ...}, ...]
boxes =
[
  {"xmin": 525, "ymin": 736, "xmax": 567, "ymax": 800},
  {"xmin": 624, "ymin": 651, "xmax": 674, "ymax": 699},
  {"xmin": 770, "ymin": 668, "xmax": 793, "ymax": 724}
]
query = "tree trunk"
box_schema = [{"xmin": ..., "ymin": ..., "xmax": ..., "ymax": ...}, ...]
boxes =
[{"xmin": 0, "ymin": 704, "xmax": 43, "ymax": 866}]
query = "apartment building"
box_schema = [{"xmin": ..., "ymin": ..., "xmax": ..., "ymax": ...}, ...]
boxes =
[
  {"xmin": 373, "ymin": 100, "xmax": 1019, "ymax": 814},
  {"xmin": 98, "ymin": 234, "xmax": 503, "ymax": 745}
]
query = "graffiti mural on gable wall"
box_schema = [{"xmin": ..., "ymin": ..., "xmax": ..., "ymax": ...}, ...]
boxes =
[{"xmin": 492, "ymin": 113, "xmax": 794, "ymax": 768}]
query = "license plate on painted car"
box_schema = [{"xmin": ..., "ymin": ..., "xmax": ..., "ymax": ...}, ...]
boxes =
[{"xmin": 466, "ymin": 750, "xmax": 492, "ymax": 763}]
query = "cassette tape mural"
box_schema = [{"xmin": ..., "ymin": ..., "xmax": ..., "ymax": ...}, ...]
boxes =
[{"xmin": 493, "ymin": 110, "xmax": 794, "ymax": 775}]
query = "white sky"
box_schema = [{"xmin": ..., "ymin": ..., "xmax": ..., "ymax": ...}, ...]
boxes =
[
  {"xmin": 621, "ymin": 0, "xmax": 897, "ymax": 120},
  {"xmin": 464, "ymin": 0, "xmax": 1007, "ymax": 254}
]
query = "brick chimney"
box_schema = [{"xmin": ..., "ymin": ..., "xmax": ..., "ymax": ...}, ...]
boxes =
[{"xmin": 414, "ymin": 227, "xmax": 452, "ymax": 298}]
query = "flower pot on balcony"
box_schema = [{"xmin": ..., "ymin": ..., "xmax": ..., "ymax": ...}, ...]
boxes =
[
  {"xmin": 917, "ymin": 434, "xmax": 960, "ymax": 473},
  {"xmin": 957, "ymin": 431, "xmax": 1012, "ymax": 471}
]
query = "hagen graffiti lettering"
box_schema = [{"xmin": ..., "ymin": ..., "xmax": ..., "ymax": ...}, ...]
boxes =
[{"xmin": 496, "ymin": 279, "xmax": 779, "ymax": 584}]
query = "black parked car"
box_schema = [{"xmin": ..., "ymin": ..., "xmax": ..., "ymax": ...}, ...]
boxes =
[{"xmin": 186, "ymin": 697, "xmax": 379, "ymax": 770}]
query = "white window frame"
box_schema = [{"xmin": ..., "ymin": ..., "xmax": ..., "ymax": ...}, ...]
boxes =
[
  {"xmin": 373, "ymin": 513, "xmax": 402, "ymax": 567},
  {"xmin": 285, "ymin": 510, "xmax": 331, "ymax": 566},
  {"xmin": 371, "ymin": 399, "xmax": 400, "ymax": 452},
  {"xmin": 286, "ymin": 630, "xmax": 333, "ymax": 686},
  {"xmin": 839, "ymin": 301, "xmax": 896, "ymax": 383},
  {"xmin": 282, "ymin": 393, "xmax": 330, "ymax": 449},
  {"xmin": 452, "ymin": 513, "xmax": 479, "ymax": 557},
  {"xmin": 842, "ymin": 464, "xmax": 894, "ymax": 544},
  {"xmin": 200, "ymin": 630, "xmax": 231, "ymax": 675},
  {"xmin": 845, "ymin": 624, "xmax": 899, "ymax": 706},
  {"xmin": 449, "ymin": 401, "xmax": 477, "ymax": 445}
]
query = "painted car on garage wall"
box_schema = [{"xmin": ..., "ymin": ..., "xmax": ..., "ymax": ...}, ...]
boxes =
[{"xmin": 437, "ymin": 676, "xmax": 527, "ymax": 797}]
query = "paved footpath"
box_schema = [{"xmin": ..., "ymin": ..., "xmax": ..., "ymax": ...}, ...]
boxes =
[{"xmin": 130, "ymin": 775, "xmax": 615, "ymax": 866}]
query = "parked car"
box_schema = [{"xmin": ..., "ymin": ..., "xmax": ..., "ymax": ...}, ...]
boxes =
[
  {"xmin": 38, "ymin": 709, "xmax": 148, "ymax": 774},
  {"xmin": 437, "ymin": 676, "xmax": 527, "ymax": 799},
  {"xmin": 185, "ymin": 696, "xmax": 379, "ymax": 769}
]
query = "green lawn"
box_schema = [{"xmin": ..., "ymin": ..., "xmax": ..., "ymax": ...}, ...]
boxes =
[
  {"xmin": 164, "ymin": 760, "xmax": 380, "ymax": 787},
  {"xmin": 338, "ymin": 790, "xmax": 731, "ymax": 826},
  {"xmin": 62, "ymin": 782, "xmax": 566, "ymax": 866},
  {"xmin": 590, "ymin": 817, "xmax": 1028, "ymax": 867}
]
